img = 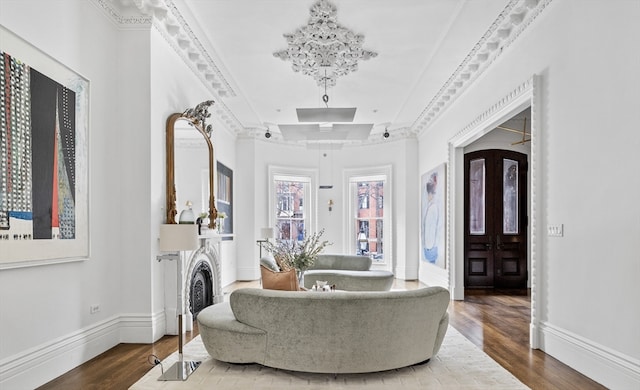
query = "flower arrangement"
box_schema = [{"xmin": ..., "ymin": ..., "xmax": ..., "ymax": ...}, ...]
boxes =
[{"xmin": 263, "ymin": 228, "xmax": 332, "ymax": 275}]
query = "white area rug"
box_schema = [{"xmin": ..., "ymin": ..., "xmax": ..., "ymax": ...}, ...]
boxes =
[{"xmin": 130, "ymin": 326, "xmax": 528, "ymax": 389}]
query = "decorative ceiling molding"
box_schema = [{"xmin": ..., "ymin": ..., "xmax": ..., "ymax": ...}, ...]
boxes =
[
  {"xmin": 160, "ymin": 1, "xmax": 235, "ymax": 97},
  {"xmin": 273, "ymin": 0, "xmax": 377, "ymax": 88},
  {"xmin": 91, "ymin": 0, "xmax": 152, "ymax": 26},
  {"xmin": 91, "ymin": 0, "xmax": 244, "ymax": 135},
  {"xmin": 449, "ymin": 77, "xmax": 534, "ymax": 144},
  {"xmin": 91, "ymin": 0, "xmax": 554, "ymax": 144},
  {"xmin": 412, "ymin": 0, "xmax": 553, "ymax": 136}
]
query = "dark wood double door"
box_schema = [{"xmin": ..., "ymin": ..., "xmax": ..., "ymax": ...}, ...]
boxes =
[{"xmin": 464, "ymin": 149, "xmax": 528, "ymax": 289}]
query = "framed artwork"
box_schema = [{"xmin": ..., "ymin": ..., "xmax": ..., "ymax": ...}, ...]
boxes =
[
  {"xmin": 421, "ymin": 163, "xmax": 446, "ymax": 269},
  {"xmin": 0, "ymin": 26, "xmax": 90, "ymax": 267},
  {"xmin": 216, "ymin": 161, "xmax": 233, "ymax": 240}
]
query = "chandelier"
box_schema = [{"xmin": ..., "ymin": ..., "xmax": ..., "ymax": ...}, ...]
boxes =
[{"xmin": 273, "ymin": 0, "xmax": 377, "ymax": 88}]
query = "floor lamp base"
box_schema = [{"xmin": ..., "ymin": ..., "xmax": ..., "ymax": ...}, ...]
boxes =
[{"xmin": 158, "ymin": 359, "xmax": 201, "ymax": 381}]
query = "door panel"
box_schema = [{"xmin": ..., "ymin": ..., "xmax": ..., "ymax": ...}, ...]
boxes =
[{"xmin": 465, "ymin": 150, "xmax": 528, "ymax": 289}]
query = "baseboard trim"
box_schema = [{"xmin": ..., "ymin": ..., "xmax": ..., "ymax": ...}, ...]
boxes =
[
  {"xmin": 0, "ymin": 315, "xmax": 120, "ymax": 389},
  {"xmin": 4, "ymin": 311, "xmax": 638, "ymax": 390},
  {"xmin": 118, "ymin": 311, "xmax": 165, "ymax": 343},
  {"xmin": 540, "ymin": 322, "xmax": 640, "ymax": 389},
  {"xmin": 0, "ymin": 311, "xmax": 166, "ymax": 389}
]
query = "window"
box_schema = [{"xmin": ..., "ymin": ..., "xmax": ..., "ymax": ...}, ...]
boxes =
[
  {"xmin": 354, "ymin": 180, "xmax": 384, "ymax": 259},
  {"xmin": 358, "ymin": 189, "xmax": 369, "ymax": 209},
  {"xmin": 347, "ymin": 166, "xmax": 391, "ymax": 268},
  {"xmin": 275, "ymin": 179, "xmax": 307, "ymax": 241},
  {"xmin": 269, "ymin": 166, "xmax": 316, "ymax": 243}
]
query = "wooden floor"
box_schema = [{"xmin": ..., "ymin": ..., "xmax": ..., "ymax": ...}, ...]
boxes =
[
  {"xmin": 447, "ymin": 288, "xmax": 605, "ymax": 390},
  {"xmin": 37, "ymin": 280, "xmax": 606, "ymax": 390}
]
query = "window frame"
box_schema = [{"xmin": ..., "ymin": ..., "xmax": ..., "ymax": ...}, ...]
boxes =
[
  {"xmin": 268, "ymin": 166, "xmax": 318, "ymax": 239},
  {"xmin": 344, "ymin": 165, "xmax": 392, "ymax": 270}
]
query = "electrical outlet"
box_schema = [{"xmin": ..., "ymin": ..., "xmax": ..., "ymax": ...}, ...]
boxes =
[
  {"xmin": 547, "ymin": 224, "xmax": 564, "ymax": 237},
  {"xmin": 90, "ymin": 304, "xmax": 100, "ymax": 314}
]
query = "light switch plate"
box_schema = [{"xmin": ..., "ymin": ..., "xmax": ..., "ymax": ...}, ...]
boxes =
[{"xmin": 548, "ymin": 224, "xmax": 564, "ymax": 237}]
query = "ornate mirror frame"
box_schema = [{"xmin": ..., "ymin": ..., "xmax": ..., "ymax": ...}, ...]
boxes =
[{"xmin": 165, "ymin": 101, "xmax": 218, "ymax": 229}]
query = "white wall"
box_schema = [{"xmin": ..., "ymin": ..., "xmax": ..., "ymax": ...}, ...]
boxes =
[
  {"xmin": 148, "ymin": 24, "xmax": 239, "ymax": 332},
  {"xmin": 0, "ymin": 2, "xmax": 239, "ymax": 388},
  {"xmin": 235, "ymin": 137, "xmax": 419, "ymax": 281},
  {"xmin": 418, "ymin": 1, "xmax": 640, "ymax": 388},
  {"xmin": 1, "ymin": 1, "xmax": 637, "ymax": 389},
  {"xmin": 0, "ymin": 1, "xmax": 125, "ymax": 388},
  {"xmin": 117, "ymin": 26, "xmax": 156, "ymax": 343}
]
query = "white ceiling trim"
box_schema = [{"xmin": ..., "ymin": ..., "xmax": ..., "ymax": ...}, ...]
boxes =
[
  {"xmin": 94, "ymin": 0, "xmax": 553, "ymax": 143},
  {"xmin": 151, "ymin": 19, "xmax": 244, "ymax": 135},
  {"xmin": 92, "ymin": 0, "xmax": 244, "ymax": 135},
  {"xmin": 91, "ymin": 0, "xmax": 152, "ymax": 26},
  {"xmin": 412, "ymin": 0, "xmax": 553, "ymax": 136}
]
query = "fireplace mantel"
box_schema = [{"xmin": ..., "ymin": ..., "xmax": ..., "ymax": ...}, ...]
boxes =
[{"xmin": 164, "ymin": 233, "xmax": 224, "ymax": 335}]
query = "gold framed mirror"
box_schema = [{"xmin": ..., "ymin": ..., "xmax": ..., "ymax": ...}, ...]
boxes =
[{"xmin": 165, "ymin": 101, "xmax": 217, "ymax": 229}]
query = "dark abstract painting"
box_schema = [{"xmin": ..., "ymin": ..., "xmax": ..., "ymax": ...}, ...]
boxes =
[
  {"xmin": 1, "ymin": 25, "xmax": 88, "ymax": 265},
  {"xmin": 1, "ymin": 51, "xmax": 76, "ymax": 239}
]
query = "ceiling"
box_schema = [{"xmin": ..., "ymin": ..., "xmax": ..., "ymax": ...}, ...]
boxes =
[{"xmin": 109, "ymin": 0, "xmax": 545, "ymax": 144}]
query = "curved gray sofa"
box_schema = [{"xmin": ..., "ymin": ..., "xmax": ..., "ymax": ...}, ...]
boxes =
[
  {"xmin": 197, "ymin": 287, "xmax": 450, "ymax": 374},
  {"xmin": 302, "ymin": 254, "xmax": 394, "ymax": 291}
]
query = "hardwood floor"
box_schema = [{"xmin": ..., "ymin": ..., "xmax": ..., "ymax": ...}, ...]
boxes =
[
  {"xmin": 34, "ymin": 325, "xmax": 202, "ymax": 390},
  {"xmin": 447, "ymin": 289, "xmax": 605, "ymax": 390},
  {"xmin": 37, "ymin": 281, "xmax": 606, "ymax": 390}
]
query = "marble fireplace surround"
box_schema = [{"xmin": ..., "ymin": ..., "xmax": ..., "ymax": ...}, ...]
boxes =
[{"xmin": 166, "ymin": 234, "xmax": 224, "ymax": 334}]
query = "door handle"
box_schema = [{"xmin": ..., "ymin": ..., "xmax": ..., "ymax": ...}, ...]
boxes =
[
  {"xmin": 485, "ymin": 236, "xmax": 493, "ymax": 250},
  {"xmin": 496, "ymin": 235, "xmax": 503, "ymax": 250}
]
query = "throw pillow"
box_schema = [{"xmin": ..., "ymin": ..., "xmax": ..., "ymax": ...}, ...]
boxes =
[
  {"xmin": 260, "ymin": 265, "xmax": 299, "ymax": 291},
  {"xmin": 260, "ymin": 255, "xmax": 280, "ymax": 272}
]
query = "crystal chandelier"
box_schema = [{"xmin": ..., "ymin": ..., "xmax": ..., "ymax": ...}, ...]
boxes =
[{"xmin": 273, "ymin": 0, "xmax": 377, "ymax": 88}]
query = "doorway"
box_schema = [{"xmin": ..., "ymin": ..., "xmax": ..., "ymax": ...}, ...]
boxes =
[
  {"xmin": 464, "ymin": 149, "xmax": 528, "ymax": 289},
  {"xmin": 447, "ymin": 76, "xmax": 541, "ymax": 348}
]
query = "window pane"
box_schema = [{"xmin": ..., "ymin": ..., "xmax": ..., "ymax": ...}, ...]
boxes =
[
  {"xmin": 354, "ymin": 180, "xmax": 384, "ymax": 261},
  {"xmin": 371, "ymin": 220, "xmax": 384, "ymax": 263},
  {"xmin": 469, "ymin": 159, "xmax": 485, "ymax": 235},
  {"xmin": 355, "ymin": 220, "xmax": 369, "ymax": 256},
  {"xmin": 503, "ymin": 159, "xmax": 518, "ymax": 234},
  {"xmin": 275, "ymin": 179, "xmax": 306, "ymax": 242}
]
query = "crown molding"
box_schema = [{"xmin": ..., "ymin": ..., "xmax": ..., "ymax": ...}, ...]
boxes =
[
  {"xmin": 413, "ymin": 0, "xmax": 553, "ymax": 136},
  {"xmin": 91, "ymin": 0, "xmax": 152, "ymax": 27},
  {"xmin": 90, "ymin": 0, "xmax": 244, "ymax": 136},
  {"xmin": 91, "ymin": 0, "xmax": 553, "ymax": 144},
  {"xmin": 449, "ymin": 77, "xmax": 534, "ymax": 145}
]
